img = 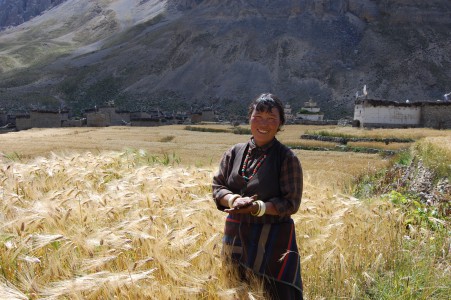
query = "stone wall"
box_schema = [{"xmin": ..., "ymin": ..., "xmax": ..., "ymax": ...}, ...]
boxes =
[
  {"xmin": 114, "ymin": 112, "xmax": 131, "ymax": 125},
  {"xmin": 201, "ymin": 110, "xmax": 215, "ymax": 122},
  {"xmin": 62, "ymin": 119, "xmax": 84, "ymax": 127},
  {"xmin": 86, "ymin": 113, "xmax": 108, "ymax": 127},
  {"xmin": 15, "ymin": 116, "xmax": 32, "ymax": 131},
  {"xmin": 30, "ymin": 111, "xmax": 67, "ymax": 128},
  {"xmin": 421, "ymin": 103, "xmax": 451, "ymax": 129},
  {"xmin": 131, "ymin": 119, "xmax": 161, "ymax": 127},
  {"xmin": 98, "ymin": 107, "xmax": 130, "ymax": 126},
  {"xmin": 191, "ymin": 113, "xmax": 202, "ymax": 124},
  {"xmin": 294, "ymin": 119, "xmax": 337, "ymax": 125}
]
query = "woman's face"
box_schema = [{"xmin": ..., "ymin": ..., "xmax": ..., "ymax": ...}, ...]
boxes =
[{"xmin": 250, "ymin": 107, "xmax": 281, "ymax": 147}]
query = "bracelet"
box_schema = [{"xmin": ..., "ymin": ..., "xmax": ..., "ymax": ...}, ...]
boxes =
[
  {"xmin": 228, "ymin": 194, "xmax": 240, "ymax": 208},
  {"xmin": 251, "ymin": 201, "xmax": 260, "ymax": 216},
  {"xmin": 251, "ymin": 200, "xmax": 266, "ymax": 217}
]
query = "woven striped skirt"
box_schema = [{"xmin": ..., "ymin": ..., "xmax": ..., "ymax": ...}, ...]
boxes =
[{"xmin": 223, "ymin": 215, "xmax": 303, "ymax": 294}]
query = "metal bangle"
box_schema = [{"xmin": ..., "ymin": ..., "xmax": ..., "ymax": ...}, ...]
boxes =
[
  {"xmin": 257, "ymin": 200, "xmax": 266, "ymax": 217},
  {"xmin": 251, "ymin": 200, "xmax": 263, "ymax": 216}
]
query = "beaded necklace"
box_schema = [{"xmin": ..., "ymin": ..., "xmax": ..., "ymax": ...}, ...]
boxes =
[{"xmin": 241, "ymin": 147, "xmax": 267, "ymax": 182}]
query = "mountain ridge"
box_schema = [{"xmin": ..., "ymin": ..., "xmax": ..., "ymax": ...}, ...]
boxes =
[{"xmin": 0, "ymin": 0, "xmax": 450, "ymax": 118}]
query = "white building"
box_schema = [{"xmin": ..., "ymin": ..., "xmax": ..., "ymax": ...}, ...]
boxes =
[
  {"xmin": 354, "ymin": 99, "xmax": 451, "ymax": 129},
  {"xmin": 296, "ymin": 99, "xmax": 324, "ymax": 121},
  {"xmin": 284, "ymin": 104, "xmax": 294, "ymax": 122}
]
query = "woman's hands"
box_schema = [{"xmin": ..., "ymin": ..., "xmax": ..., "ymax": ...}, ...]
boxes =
[{"xmin": 225, "ymin": 195, "xmax": 258, "ymax": 214}]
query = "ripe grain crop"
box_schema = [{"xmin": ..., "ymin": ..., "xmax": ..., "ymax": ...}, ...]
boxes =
[
  {"xmin": 0, "ymin": 125, "xmax": 449, "ymax": 299},
  {"xmin": 305, "ymin": 126, "xmax": 450, "ymax": 140}
]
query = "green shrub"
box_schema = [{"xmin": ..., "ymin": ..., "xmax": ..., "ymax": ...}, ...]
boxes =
[{"xmin": 394, "ymin": 150, "xmax": 413, "ymax": 166}]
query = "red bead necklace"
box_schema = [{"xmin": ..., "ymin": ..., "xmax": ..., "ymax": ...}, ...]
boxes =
[{"xmin": 241, "ymin": 148, "xmax": 267, "ymax": 182}]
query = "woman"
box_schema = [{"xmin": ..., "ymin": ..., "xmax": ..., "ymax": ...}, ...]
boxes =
[{"xmin": 212, "ymin": 93, "xmax": 303, "ymax": 299}]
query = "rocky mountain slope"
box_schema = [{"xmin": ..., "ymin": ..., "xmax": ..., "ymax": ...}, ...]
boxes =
[
  {"xmin": 0, "ymin": 0, "xmax": 66, "ymax": 29},
  {"xmin": 0, "ymin": 0, "xmax": 450, "ymax": 118}
]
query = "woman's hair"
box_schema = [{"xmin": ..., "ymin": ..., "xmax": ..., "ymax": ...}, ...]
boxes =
[{"xmin": 248, "ymin": 93, "xmax": 286, "ymax": 129}]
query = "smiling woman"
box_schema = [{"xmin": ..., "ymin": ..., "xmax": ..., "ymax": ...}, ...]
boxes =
[
  {"xmin": 249, "ymin": 93, "xmax": 285, "ymax": 147},
  {"xmin": 212, "ymin": 93, "xmax": 304, "ymax": 299}
]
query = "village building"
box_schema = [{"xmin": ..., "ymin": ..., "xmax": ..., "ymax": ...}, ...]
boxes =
[
  {"xmin": 353, "ymin": 99, "xmax": 451, "ymax": 129},
  {"xmin": 284, "ymin": 104, "xmax": 294, "ymax": 123},
  {"xmin": 130, "ymin": 117, "xmax": 162, "ymax": 127},
  {"xmin": 190, "ymin": 108, "xmax": 217, "ymax": 124},
  {"xmin": 165, "ymin": 111, "xmax": 188, "ymax": 124},
  {"xmin": 15, "ymin": 114, "xmax": 32, "ymax": 131},
  {"xmin": 84, "ymin": 106, "xmax": 131, "ymax": 127},
  {"xmin": 296, "ymin": 99, "xmax": 324, "ymax": 121},
  {"xmin": 129, "ymin": 109, "xmax": 164, "ymax": 126},
  {"xmin": 30, "ymin": 109, "xmax": 69, "ymax": 128},
  {"xmin": 85, "ymin": 108, "xmax": 108, "ymax": 127},
  {"xmin": 190, "ymin": 112, "xmax": 202, "ymax": 124},
  {"xmin": 97, "ymin": 106, "xmax": 131, "ymax": 126},
  {"xmin": 13, "ymin": 109, "xmax": 69, "ymax": 130},
  {"xmin": 2, "ymin": 103, "xmax": 194, "ymax": 130},
  {"xmin": 200, "ymin": 108, "xmax": 216, "ymax": 122}
]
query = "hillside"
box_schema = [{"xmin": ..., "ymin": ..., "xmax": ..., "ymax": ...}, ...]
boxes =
[
  {"xmin": 0, "ymin": 0, "xmax": 450, "ymax": 118},
  {"xmin": 0, "ymin": 0, "xmax": 66, "ymax": 29}
]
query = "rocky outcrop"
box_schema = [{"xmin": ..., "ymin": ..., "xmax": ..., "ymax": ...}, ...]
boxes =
[
  {"xmin": 400, "ymin": 159, "xmax": 450, "ymax": 208},
  {"xmin": 359, "ymin": 157, "xmax": 450, "ymax": 217}
]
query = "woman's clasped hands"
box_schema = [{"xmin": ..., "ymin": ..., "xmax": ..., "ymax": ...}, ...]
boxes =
[{"xmin": 225, "ymin": 194, "xmax": 258, "ymax": 214}]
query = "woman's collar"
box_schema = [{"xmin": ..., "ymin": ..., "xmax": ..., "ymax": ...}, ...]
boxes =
[{"xmin": 249, "ymin": 137, "xmax": 276, "ymax": 151}]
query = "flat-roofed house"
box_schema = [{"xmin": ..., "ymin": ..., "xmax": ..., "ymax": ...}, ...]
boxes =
[
  {"xmin": 15, "ymin": 114, "xmax": 31, "ymax": 131},
  {"xmin": 190, "ymin": 111, "xmax": 202, "ymax": 124},
  {"xmin": 354, "ymin": 99, "xmax": 451, "ymax": 129},
  {"xmin": 30, "ymin": 109, "xmax": 69, "ymax": 128},
  {"xmin": 296, "ymin": 99, "xmax": 324, "ymax": 121},
  {"xmin": 201, "ymin": 108, "xmax": 216, "ymax": 122},
  {"xmin": 98, "ymin": 106, "xmax": 131, "ymax": 126},
  {"xmin": 85, "ymin": 108, "xmax": 108, "ymax": 127}
]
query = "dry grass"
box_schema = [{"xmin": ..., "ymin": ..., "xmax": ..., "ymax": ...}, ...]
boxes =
[
  {"xmin": 423, "ymin": 135, "xmax": 451, "ymax": 152},
  {"xmin": 0, "ymin": 125, "xmax": 450, "ymax": 299},
  {"xmin": 305, "ymin": 126, "xmax": 451, "ymax": 140},
  {"xmin": 0, "ymin": 151, "xmax": 230, "ymax": 299},
  {"xmin": 2, "ymin": 125, "xmax": 446, "ymax": 164},
  {"xmin": 0, "ymin": 126, "xmax": 249, "ymax": 166}
]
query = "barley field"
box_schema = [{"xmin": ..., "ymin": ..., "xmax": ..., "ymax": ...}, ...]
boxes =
[{"xmin": 0, "ymin": 125, "xmax": 449, "ymax": 299}]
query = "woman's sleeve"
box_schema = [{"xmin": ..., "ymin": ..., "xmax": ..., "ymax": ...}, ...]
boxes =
[
  {"xmin": 212, "ymin": 147, "xmax": 234, "ymax": 211},
  {"xmin": 268, "ymin": 151, "xmax": 303, "ymax": 217}
]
